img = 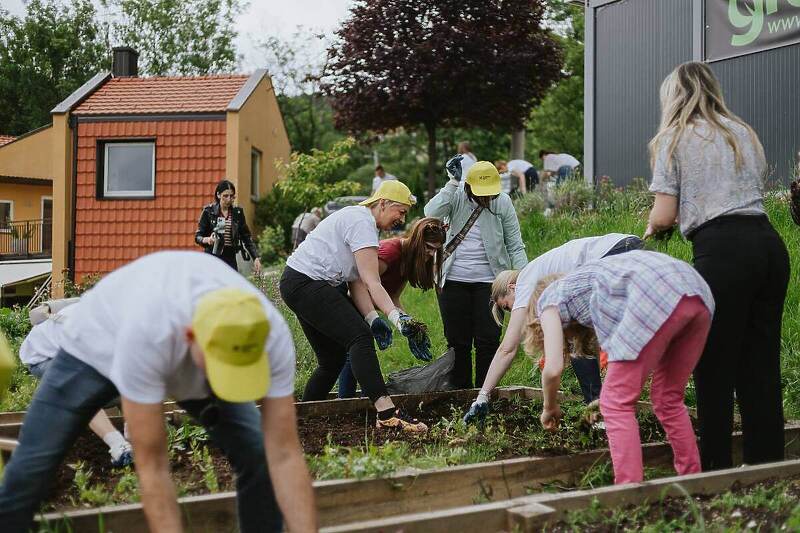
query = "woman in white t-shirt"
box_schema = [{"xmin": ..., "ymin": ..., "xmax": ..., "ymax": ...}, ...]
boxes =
[
  {"xmin": 280, "ymin": 180, "xmax": 430, "ymax": 433},
  {"xmin": 424, "ymin": 161, "xmax": 527, "ymax": 389},
  {"xmin": 462, "ymin": 234, "xmax": 643, "ymax": 421}
]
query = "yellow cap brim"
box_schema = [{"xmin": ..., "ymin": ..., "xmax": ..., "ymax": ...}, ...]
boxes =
[
  {"xmin": 205, "ymin": 348, "xmax": 270, "ymax": 403},
  {"xmin": 358, "ymin": 195, "xmax": 378, "ymax": 206},
  {"xmin": 467, "ymin": 181, "xmax": 501, "ymax": 196}
]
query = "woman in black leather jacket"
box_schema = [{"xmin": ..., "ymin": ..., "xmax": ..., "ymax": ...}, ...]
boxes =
[{"xmin": 195, "ymin": 179, "xmax": 261, "ymax": 273}]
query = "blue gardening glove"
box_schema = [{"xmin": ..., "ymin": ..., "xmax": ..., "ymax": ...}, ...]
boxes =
[
  {"xmin": 365, "ymin": 312, "xmax": 393, "ymax": 350},
  {"xmin": 398, "ymin": 313, "xmax": 432, "ymax": 362},
  {"xmin": 463, "ymin": 392, "xmax": 490, "ymax": 424},
  {"xmin": 445, "ymin": 154, "xmax": 464, "ymax": 182}
]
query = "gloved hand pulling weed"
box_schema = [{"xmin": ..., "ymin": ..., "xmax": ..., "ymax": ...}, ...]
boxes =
[
  {"xmin": 463, "ymin": 391, "xmax": 490, "ymax": 424},
  {"xmin": 365, "ymin": 311, "xmax": 393, "ymax": 350},
  {"xmin": 398, "ymin": 313, "xmax": 432, "ymax": 362}
]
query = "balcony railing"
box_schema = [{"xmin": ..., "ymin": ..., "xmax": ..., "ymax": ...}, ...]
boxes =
[{"xmin": 0, "ymin": 219, "xmax": 52, "ymax": 259}]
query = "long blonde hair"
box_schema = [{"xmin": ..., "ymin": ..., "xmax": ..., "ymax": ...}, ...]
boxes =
[
  {"xmin": 522, "ymin": 274, "xmax": 599, "ymax": 363},
  {"xmin": 648, "ymin": 61, "xmax": 764, "ymax": 173},
  {"xmin": 490, "ymin": 270, "xmax": 520, "ymax": 326}
]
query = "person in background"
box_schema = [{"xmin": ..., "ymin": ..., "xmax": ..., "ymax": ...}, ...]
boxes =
[
  {"xmin": 468, "ymin": 233, "xmax": 643, "ymax": 413},
  {"xmin": 280, "ymin": 180, "xmax": 431, "ymax": 432},
  {"xmin": 496, "ymin": 160, "xmax": 538, "ymax": 194},
  {"xmin": 291, "ymin": 207, "xmax": 323, "ymax": 250},
  {"xmin": 0, "ymin": 252, "xmax": 316, "ymax": 533},
  {"xmin": 195, "ymin": 179, "xmax": 261, "ymax": 274},
  {"xmin": 20, "ymin": 303, "xmax": 133, "ymax": 468},
  {"xmin": 337, "ymin": 218, "xmax": 446, "ymax": 398},
  {"xmin": 457, "ymin": 141, "xmax": 478, "ymax": 179},
  {"xmin": 372, "ymin": 165, "xmax": 398, "ymax": 193},
  {"xmin": 539, "ymin": 150, "xmax": 581, "ymax": 184},
  {"xmin": 425, "ymin": 161, "xmax": 527, "ymax": 389},
  {"xmin": 646, "ymin": 61, "xmax": 790, "ymax": 471}
]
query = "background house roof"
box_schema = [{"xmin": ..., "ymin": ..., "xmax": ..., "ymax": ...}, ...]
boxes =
[
  {"xmin": 72, "ymin": 75, "xmax": 250, "ymax": 115},
  {"xmin": 0, "ymin": 135, "xmax": 16, "ymax": 146}
]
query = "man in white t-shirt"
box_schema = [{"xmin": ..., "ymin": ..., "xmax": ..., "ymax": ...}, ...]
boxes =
[
  {"xmin": 20, "ymin": 303, "xmax": 133, "ymax": 468},
  {"xmin": 540, "ymin": 150, "xmax": 581, "ymax": 184},
  {"xmin": 0, "ymin": 252, "xmax": 316, "ymax": 533},
  {"xmin": 371, "ymin": 165, "xmax": 398, "ymax": 193},
  {"xmin": 457, "ymin": 141, "xmax": 477, "ymax": 181}
]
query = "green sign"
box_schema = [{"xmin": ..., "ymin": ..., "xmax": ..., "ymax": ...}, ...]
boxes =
[{"xmin": 706, "ymin": 0, "xmax": 800, "ymax": 61}]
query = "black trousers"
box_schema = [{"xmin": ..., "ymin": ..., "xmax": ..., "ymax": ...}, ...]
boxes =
[
  {"xmin": 690, "ymin": 215, "xmax": 790, "ymax": 470},
  {"xmin": 438, "ymin": 280, "xmax": 501, "ymax": 389},
  {"xmin": 279, "ymin": 267, "xmax": 388, "ymax": 402}
]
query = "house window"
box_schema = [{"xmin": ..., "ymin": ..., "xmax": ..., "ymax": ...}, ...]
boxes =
[
  {"xmin": 0, "ymin": 200, "xmax": 12, "ymax": 231},
  {"xmin": 101, "ymin": 141, "xmax": 155, "ymax": 198},
  {"xmin": 250, "ymin": 148, "xmax": 261, "ymax": 201}
]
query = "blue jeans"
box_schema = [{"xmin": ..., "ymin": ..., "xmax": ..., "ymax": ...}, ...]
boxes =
[
  {"xmin": 337, "ymin": 357, "xmax": 359, "ymax": 398},
  {"xmin": 0, "ymin": 351, "xmax": 282, "ymax": 533},
  {"xmin": 556, "ymin": 165, "xmax": 573, "ymax": 184},
  {"xmin": 570, "ymin": 356, "xmax": 601, "ymax": 404}
]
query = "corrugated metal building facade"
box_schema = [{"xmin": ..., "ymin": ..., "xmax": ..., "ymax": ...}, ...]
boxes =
[{"xmin": 584, "ymin": 0, "xmax": 800, "ymax": 186}]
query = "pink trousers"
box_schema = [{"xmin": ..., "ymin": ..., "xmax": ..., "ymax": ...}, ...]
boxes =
[{"xmin": 600, "ymin": 295, "xmax": 711, "ymax": 484}]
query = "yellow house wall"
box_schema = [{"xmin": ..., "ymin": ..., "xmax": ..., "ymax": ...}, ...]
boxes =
[
  {"xmin": 0, "ymin": 183, "xmax": 52, "ymax": 221},
  {"xmin": 50, "ymin": 115, "xmax": 73, "ymax": 297},
  {"xmin": 0, "ymin": 126, "xmax": 54, "ymax": 179},
  {"xmin": 227, "ymin": 75, "xmax": 291, "ymax": 227}
]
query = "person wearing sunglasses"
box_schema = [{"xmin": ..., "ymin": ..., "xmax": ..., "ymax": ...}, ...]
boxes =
[
  {"xmin": 195, "ymin": 179, "xmax": 261, "ymax": 274},
  {"xmin": 337, "ymin": 217, "xmax": 446, "ymax": 398}
]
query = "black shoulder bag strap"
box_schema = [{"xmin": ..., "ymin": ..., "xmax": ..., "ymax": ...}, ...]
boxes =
[{"xmin": 442, "ymin": 205, "xmax": 483, "ymax": 261}]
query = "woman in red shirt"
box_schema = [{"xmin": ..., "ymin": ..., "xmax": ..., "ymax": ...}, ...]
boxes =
[{"xmin": 338, "ymin": 217, "xmax": 446, "ymax": 398}]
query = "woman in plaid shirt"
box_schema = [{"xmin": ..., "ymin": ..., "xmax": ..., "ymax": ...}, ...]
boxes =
[{"xmin": 523, "ymin": 250, "xmax": 713, "ymax": 484}]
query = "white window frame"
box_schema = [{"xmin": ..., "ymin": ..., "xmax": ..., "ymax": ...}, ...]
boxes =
[
  {"xmin": 250, "ymin": 147, "xmax": 262, "ymax": 201},
  {"xmin": 103, "ymin": 141, "xmax": 156, "ymax": 198},
  {"xmin": 0, "ymin": 200, "xmax": 13, "ymax": 232}
]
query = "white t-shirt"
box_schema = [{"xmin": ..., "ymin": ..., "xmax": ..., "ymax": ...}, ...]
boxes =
[
  {"xmin": 507, "ymin": 159, "xmax": 533, "ymax": 174},
  {"xmin": 447, "ymin": 217, "xmax": 495, "ymax": 283},
  {"xmin": 460, "ymin": 153, "xmax": 477, "ymax": 178},
  {"xmin": 372, "ymin": 173, "xmax": 397, "ymax": 193},
  {"xmin": 19, "ymin": 304, "xmax": 79, "ymax": 366},
  {"xmin": 56, "ymin": 251, "xmax": 296, "ymax": 404},
  {"xmin": 513, "ymin": 234, "xmax": 635, "ymax": 311},
  {"xmin": 286, "ymin": 205, "xmax": 379, "ymax": 285},
  {"xmin": 543, "ymin": 153, "xmax": 580, "ymax": 172}
]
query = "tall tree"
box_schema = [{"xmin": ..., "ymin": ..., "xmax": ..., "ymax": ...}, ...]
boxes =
[
  {"xmin": 259, "ymin": 28, "xmax": 344, "ymax": 154},
  {"xmin": 321, "ymin": 0, "xmax": 562, "ymax": 195},
  {"xmin": 0, "ymin": 0, "xmax": 109, "ymax": 135},
  {"xmin": 103, "ymin": 0, "xmax": 241, "ymax": 76},
  {"xmin": 528, "ymin": 1, "xmax": 584, "ymax": 162}
]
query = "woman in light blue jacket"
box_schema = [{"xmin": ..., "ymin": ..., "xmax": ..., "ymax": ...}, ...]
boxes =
[{"xmin": 424, "ymin": 159, "xmax": 527, "ymax": 388}]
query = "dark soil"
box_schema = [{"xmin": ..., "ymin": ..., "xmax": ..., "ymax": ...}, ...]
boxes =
[
  {"xmin": 551, "ymin": 475, "xmax": 800, "ymax": 532},
  {"xmin": 43, "ymin": 396, "xmax": 671, "ymax": 511}
]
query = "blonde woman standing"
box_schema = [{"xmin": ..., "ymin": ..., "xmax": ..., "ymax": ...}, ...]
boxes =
[{"xmin": 646, "ymin": 61, "xmax": 790, "ymax": 471}]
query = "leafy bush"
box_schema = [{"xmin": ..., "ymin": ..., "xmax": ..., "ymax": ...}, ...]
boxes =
[
  {"xmin": 255, "ymin": 138, "xmax": 363, "ymax": 248},
  {"xmin": 551, "ymin": 177, "xmax": 593, "ymax": 215},
  {"xmin": 258, "ymin": 225, "xmax": 286, "ymax": 266},
  {"xmin": 59, "ymin": 271, "xmax": 103, "ymax": 297},
  {"xmin": 513, "ymin": 191, "xmax": 547, "ymax": 218},
  {"xmin": 594, "ymin": 176, "xmax": 651, "ymax": 215}
]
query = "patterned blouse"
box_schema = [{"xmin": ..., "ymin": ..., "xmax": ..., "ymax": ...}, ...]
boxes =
[{"xmin": 536, "ymin": 250, "xmax": 714, "ymax": 362}]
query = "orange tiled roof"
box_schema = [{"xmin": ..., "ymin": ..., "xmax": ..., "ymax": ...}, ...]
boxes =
[
  {"xmin": 0, "ymin": 135, "xmax": 16, "ymax": 146},
  {"xmin": 73, "ymin": 75, "xmax": 249, "ymax": 115}
]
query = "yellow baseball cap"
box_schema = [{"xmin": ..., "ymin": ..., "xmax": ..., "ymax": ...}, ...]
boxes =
[
  {"xmin": 192, "ymin": 288, "xmax": 271, "ymax": 403},
  {"xmin": 466, "ymin": 161, "xmax": 502, "ymax": 196},
  {"xmin": 359, "ymin": 180, "xmax": 417, "ymax": 206}
]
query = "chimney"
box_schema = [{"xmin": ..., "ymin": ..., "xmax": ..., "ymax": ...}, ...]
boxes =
[{"xmin": 112, "ymin": 47, "xmax": 139, "ymax": 77}]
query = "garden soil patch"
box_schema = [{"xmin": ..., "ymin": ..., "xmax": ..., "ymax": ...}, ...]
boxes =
[
  {"xmin": 550, "ymin": 475, "xmax": 800, "ymax": 532},
  {"xmin": 44, "ymin": 396, "xmax": 671, "ymax": 511}
]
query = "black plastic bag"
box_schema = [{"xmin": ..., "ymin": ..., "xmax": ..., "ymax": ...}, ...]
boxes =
[{"xmin": 386, "ymin": 348, "xmax": 457, "ymax": 395}]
